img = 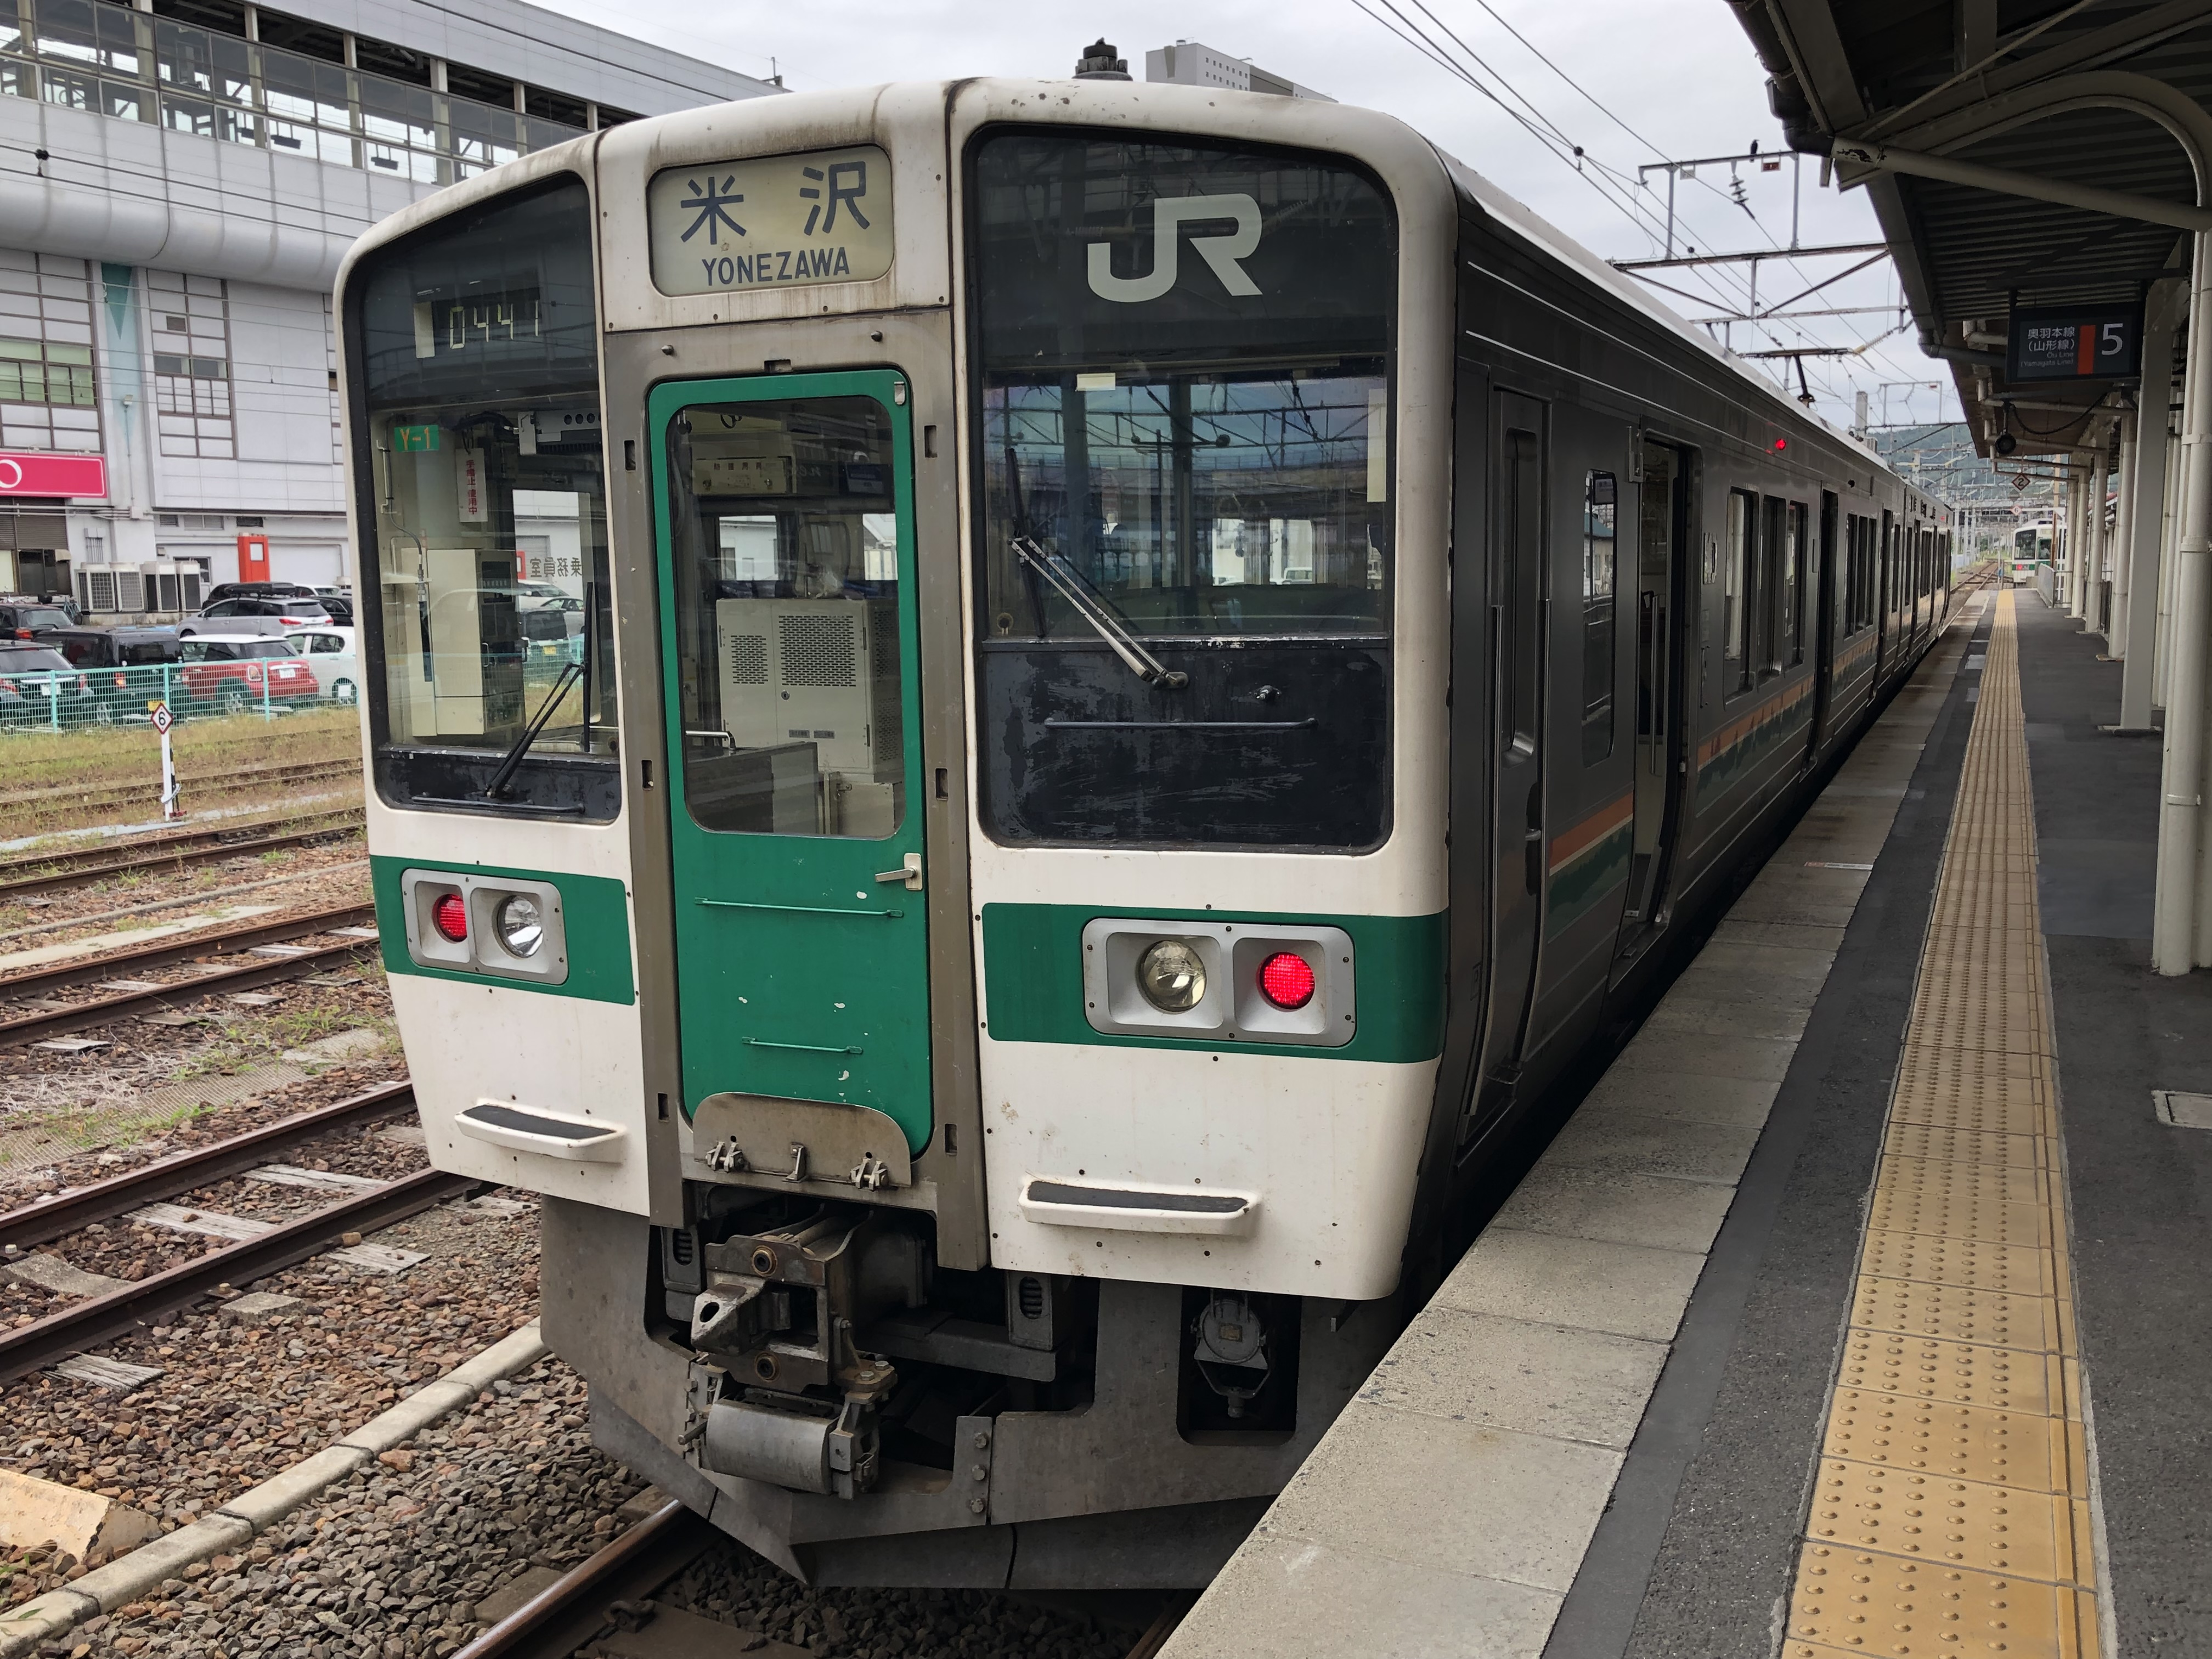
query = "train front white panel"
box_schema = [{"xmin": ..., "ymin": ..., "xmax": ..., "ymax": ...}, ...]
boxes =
[
  {"xmin": 980, "ymin": 1040, "xmax": 1435, "ymax": 1301},
  {"xmin": 389, "ymin": 974, "xmax": 652, "ymax": 1214}
]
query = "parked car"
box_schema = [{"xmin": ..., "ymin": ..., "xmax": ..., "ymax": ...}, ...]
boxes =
[
  {"xmin": 520, "ymin": 596, "xmax": 586, "ymax": 641},
  {"xmin": 43, "ymin": 627, "xmax": 182, "ymax": 720},
  {"xmin": 202, "ymin": 580, "xmax": 320, "ymax": 606},
  {"xmin": 0, "ymin": 642, "xmax": 94, "ymax": 726},
  {"xmin": 176, "ymin": 634, "xmax": 320, "ymax": 714},
  {"xmin": 179, "ymin": 595, "xmax": 340, "ymax": 639},
  {"xmin": 280, "ymin": 624, "xmax": 360, "ymax": 702},
  {"xmin": 0, "ymin": 597, "xmax": 76, "ymax": 639}
]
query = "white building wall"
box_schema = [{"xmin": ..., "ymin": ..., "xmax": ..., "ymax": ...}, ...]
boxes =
[{"xmin": 0, "ymin": 0, "xmax": 777, "ymax": 611}]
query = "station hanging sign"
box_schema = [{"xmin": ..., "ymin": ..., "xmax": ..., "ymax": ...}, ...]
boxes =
[
  {"xmin": 647, "ymin": 145, "xmax": 893, "ymax": 297},
  {"xmin": 0, "ymin": 451, "xmax": 105, "ymax": 498},
  {"xmin": 2006, "ymin": 306, "xmax": 2143, "ymax": 382}
]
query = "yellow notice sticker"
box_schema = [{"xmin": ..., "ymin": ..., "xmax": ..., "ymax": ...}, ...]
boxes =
[{"xmin": 648, "ymin": 145, "xmax": 893, "ymax": 296}]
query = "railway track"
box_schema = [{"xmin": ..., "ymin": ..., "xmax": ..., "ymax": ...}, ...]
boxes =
[
  {"xmin": 453, "ymin": 1497, "xmax": 1194, "ymax": 1659},
  {"xmin": 0, "ymin": 1079, "xmax": 415, "ymax": 1252},
  {"xmin": 0, "ymin": 899, "xmax": 380, "ymax": 1046},
  {"xmin": 11, "ymin": 756, "xmax": 362, "ymax": 818},
  {"xmin": 0, "ymin": 1079, "xmax": 459, "ymax": 1385},
  {"xmin": 0, "ymin": 808, "xmax": 364, "ymax": 899},
  {"xmin": 0, "ymin": 1167, "xmax": 467, "ymax": 1385}
]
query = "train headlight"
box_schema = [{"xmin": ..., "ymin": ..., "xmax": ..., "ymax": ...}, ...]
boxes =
[
  {"xmin": 1258, "ymin": 950, "xmax": 1316, "ymax": 1010},
  {"xmin": 431, "ymin": 892, "xmax": 469, "ymax": 943},
  {"xmin": 494, "ymin": 894, "xmax": 544, "ymax": 957},
  {"xmin": 1136, "ymin": 940, "xmax": 1206, "ymax": 1012}
]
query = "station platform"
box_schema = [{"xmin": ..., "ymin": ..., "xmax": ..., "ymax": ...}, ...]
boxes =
[{"xmin": 1160, "ymin": 586, "xmax": 2212, "ymax": 1659}]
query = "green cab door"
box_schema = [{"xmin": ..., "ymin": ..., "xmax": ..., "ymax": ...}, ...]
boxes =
[{"xmin": 651, "ymin": 371, "xmax": 932, "ymax": 1153}]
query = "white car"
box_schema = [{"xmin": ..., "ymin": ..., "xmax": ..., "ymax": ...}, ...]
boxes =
[{"xmin": 282, "ymin": 624, "xmax": 360, "ymax": 703}]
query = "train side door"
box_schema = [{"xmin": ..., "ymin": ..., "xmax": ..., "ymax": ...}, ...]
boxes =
[
  {"xmin": 1621, "ymin": 439, "xmax": 1686, "ymax": 933},
  {"xmin": 1474, "ymin": 391, "xmax": 1548, "ymax": 1122},
  {"xmin": 647, "ymin": 371, "xmax": 934, "ymax": 1157}
]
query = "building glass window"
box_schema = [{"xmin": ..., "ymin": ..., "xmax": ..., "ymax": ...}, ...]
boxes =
[
  {"xmin": 149, "ymin": 269, "xmax": 233, "ymax": 459},
  {"xmin": 0, "ymin": 337, "xmax": 94, "ymax": 405},
  {"xmin": 2, "ymin": 0, "xmax": 588, "ymax": 174}
]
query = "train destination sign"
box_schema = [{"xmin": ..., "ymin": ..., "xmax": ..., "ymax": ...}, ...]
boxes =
[
  {"xmin": 2006, "ymin": 306, "xmax": 2142, "ymax": 382},
  {"xmin": 647, "ymin": 145, "xmax": 893, "ymax": 297}
]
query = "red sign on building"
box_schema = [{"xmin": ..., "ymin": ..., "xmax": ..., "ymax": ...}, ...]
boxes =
[{"xmin": 0, "ymin": 452, "xmax": 106, "ymax": 498}]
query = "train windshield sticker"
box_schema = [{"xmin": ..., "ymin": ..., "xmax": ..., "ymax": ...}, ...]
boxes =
[
  {"xmin": 647, "ymin": 145, "xmax": 893, "ymax": 296},
  {"xmin": 1086, "ymin": 194, "xmax": 1262, "ymax": 303}
]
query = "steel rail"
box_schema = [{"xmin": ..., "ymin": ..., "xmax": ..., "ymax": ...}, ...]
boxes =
[
  {"xmin": 0, "ymin": 1163, "xmax": 474, "ymax": 1385},
  {"xmin": 0, "ymin": 935, "xmax": 377, "ymax": 1047},
  {"xmin": 10, "ymin": 757, "xmax": 360, "ymax": 815},
  {"xmin": 0, "ymin": 900, "xmax": 377, "ymax": 997},
  {"xmin": 0, "ymin": 1080, "xmax": 415, "ymax": 1254},
  {"xmin": 0, "ymin": 811, "xmax": 364, "ymax": 898},
  {"xmin": 452, "ymin": 1499, "xmax": 717, "ymax": 1659}
]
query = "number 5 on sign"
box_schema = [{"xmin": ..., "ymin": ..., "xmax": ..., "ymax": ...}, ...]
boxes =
[{"xmin": 150, "ymin": 702, "xmax": 180, "ymax": 820}]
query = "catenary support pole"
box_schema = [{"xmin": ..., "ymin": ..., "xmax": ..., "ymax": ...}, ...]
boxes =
[
  {"xmin": 2112, "ymin": 411, "xmax": 2138, "ymax": 655},
  {"xmin": 2154, "ymin": 227, "xmax": 2212, "ymax": 975},
  {"xmin": 2121, "ymin": 286, "xmax": 2181, "ymax": 729}
]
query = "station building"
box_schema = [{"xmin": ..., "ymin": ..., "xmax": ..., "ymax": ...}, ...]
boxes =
[{"xmin": 0, "ymin": 0, "xmax": 774, "ymax": 613}]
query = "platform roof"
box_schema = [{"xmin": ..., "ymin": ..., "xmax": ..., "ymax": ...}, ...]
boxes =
[{"xmin": 1724, "ymin": 0, "xmax": 2212, "ymax": 461}]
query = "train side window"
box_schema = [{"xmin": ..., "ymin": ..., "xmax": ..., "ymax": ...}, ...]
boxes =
[
  {"xmin": 1785, "ymin": 500, "xmax": 1807, "ymax": 665},
  {"xmin": 1724, "ymin": 489, "xmax": 1756, "ymax": 694},
  {"xmin": 1580, "ymin": 469, "xmax": 1617, "ymax": 765},
  {"xmin": 1759, "ymin": 496, "xmax": 1787, "ymax": 676}
]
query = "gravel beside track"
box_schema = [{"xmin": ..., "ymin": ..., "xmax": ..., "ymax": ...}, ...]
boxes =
[
  {"xmin": 0, "ymin": 1054, "xmax": 407, "ymax": 1208},
  {"xmin": 0, "ymin": 1201, "xmax": 538, "ymax": 1539},
  {"xmin": 11, "ymin": 1353, "xmax": 1147, "ymax": 1659},
  {"xmin": 658, "ymin": 1548, "xmax": 1137, "ymax": 1659}
]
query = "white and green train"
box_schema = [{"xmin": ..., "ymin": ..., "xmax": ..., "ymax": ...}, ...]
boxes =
[{"xmin": 341, "ymin": 72, "xmax": 1951, "ymax": 1585}]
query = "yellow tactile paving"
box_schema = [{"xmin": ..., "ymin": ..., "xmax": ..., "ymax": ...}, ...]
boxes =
[
  {"xmin": 1785, "ymin": 1549, "xmax": 2100, "ymax": 1658},
  {"xmin": 1880, "ymin": 1124, "xmax": 2045, "ymax": 1169},
  {"xmin": 1804, "ymin": 1457, "xmax": 2093, "ymax": 1583},
  {"xmin": 1787, "ymin": 590, "xmax": 2102, "ymax": 1657},
  {"xmin": 1821, "ymin": 1389, "xmax": 2081, "ymax": 1491},
  {"xmin": 1860, "ymin": 1229, "xmax": 2057, "ymax": 1296},
  {"xmin": 1838, "ymin": 1329, "xmax": 2068, "ymax": 1416}
]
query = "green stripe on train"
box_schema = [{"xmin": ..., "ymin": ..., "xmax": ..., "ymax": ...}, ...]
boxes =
[
  {"xmin": 369, "ymin": 855, "xmax": 635, "ymax": 1005},
  {"xmin": 1546, "ymin": 823, "xmax": 1632, "ymax": 940},
  {"xmin": 980, "ymin": 904, "xmax": 1444, "ymax": 1062}
]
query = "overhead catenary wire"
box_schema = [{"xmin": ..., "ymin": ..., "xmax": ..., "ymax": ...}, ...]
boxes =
[
  {"xmin": 1347, "ymin": 0, "xmax": 1953, "ymax": 428},
  {"xmin": 1350, "ymin": 0, "xmax": 1814, "ymax": 362}
]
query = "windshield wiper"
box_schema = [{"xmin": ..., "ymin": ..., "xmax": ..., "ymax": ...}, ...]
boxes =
[
  {"xmin": 1008, "ymin": 537, "xmax": 1188, "ymax": 691},
  {"xmin": 485, "ymin": 659, "xmax": 582, "ymax": 801},
  {"xmin": 1003, "ymin": 438, "xmax": 1185, "ymax": 690}
]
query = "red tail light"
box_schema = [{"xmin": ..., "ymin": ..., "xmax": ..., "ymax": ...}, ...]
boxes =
[
  {"xmin": 431, "ymin": 893, "xmax": 468, "ymax": 942},
  {"xmin": 112, "ymin": 672, "xmax": 126, "ymax": 687},
  {"xmin": 1258, "ymin": 951, "xmax": 1316, "ymax": 1010},
  {"xmin": 245, "ymin": 666, "xmax": 262, "ymax": 683}
]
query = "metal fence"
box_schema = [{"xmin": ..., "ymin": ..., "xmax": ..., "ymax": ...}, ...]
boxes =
[
  {"xmin": 0, "ymin": 654, "xmax": 363, "ymax": 733},
  {"xmin": 0, "ymin": 636, "xmax": 589, "ymax": 733}
]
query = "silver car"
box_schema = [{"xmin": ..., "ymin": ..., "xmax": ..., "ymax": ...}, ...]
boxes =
[{"xmin": 178, "ymin": 594, "xmax": 340, "ymax": 639}]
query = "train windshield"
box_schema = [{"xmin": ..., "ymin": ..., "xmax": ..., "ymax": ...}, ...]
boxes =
[
  {"xmin": 346, "ymin": 177, "xmax": 619, "ymax": 821},
  {"xmin": 969, "ymin": 131, "xmax": 1396, "ymax": 849}
]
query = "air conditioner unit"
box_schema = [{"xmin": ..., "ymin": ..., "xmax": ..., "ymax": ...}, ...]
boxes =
[{"xmin": 713, "ymin": 596, "xmax": 898, "ymax": 836}]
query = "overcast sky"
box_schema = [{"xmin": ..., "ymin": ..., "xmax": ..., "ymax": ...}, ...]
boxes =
[{"xmin": 537, "ymin": 0, "xmax": 1960, "ymax": 432}]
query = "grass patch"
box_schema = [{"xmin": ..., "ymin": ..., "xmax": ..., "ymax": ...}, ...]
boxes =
[
  {"xmin": 168, "ymin": 998, "xmax": 399, "ymax": 1084},
  {"xmin": 0, "ymin": 708, "xmax": 364, "ymax": 838}
]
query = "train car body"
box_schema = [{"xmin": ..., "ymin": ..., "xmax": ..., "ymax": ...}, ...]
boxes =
[{"xmin": 338, "ymin": 78, "xmax": 1951, "ymax": 1587}]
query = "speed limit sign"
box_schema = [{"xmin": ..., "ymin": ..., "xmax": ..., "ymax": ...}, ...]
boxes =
[{"xmin": 150, "ymin": 702, "xmax": 172, "ymax": 735}]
